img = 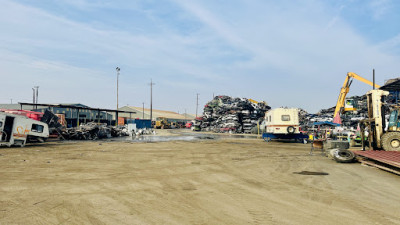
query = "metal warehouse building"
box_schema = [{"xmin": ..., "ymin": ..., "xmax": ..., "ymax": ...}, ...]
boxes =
[
  {"xmin": 118, "ymin": 106, "xmax": 196, "ymax": 123},
  {"xmin": 1, "ymin": 103, "xmax": 115, "ymax": 127}
]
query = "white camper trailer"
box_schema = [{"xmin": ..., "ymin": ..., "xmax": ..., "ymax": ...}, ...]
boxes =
[
  {"xmin": 265, "ymin": 108, "xmax": 300, "ymax": 134},
  {"xmin": 262, "ymin": 108, "xmax": 307, "ymax": 142},
  {"xmin": 0, "ymin": 112, "xmax": 49, "ymax": 147}
]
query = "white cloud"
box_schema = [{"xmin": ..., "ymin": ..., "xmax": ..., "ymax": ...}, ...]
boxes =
[{"xmin": 369, "ymin": 0, "xmax": 391, "ymax": 20}]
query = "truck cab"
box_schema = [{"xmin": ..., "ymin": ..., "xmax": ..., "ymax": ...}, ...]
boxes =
[{"xmin": 0, "ymin": 112, "xmax": 49, "ymax": 147}]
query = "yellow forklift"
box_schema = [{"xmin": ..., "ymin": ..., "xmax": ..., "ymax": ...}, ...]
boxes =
[{"xmin": 360, "ymin": 89, "xmax": 400, "ymax": 151}]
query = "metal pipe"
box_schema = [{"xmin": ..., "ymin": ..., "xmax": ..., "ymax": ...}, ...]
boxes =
[{"xmin": 373, "ymin": 69, "xmax": 375, "ymax": 90}]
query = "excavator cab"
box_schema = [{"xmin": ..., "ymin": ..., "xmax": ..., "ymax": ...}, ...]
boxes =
[
  {"xmin": 344, "ymin": 98, "xmax": 357, "ymax": 112},
  {"xmin": 387, "ymin": 108, "xmax": 400, "ymax": 131}
]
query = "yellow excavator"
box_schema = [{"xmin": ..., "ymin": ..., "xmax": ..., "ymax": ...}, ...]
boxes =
[
  {"xmin": 154, "ymin": 117, "xmax": 170, "ymax": 129},
  {"xmin": 333, "ymin": 72, "xmax": 381, "ymax": 119},
  {"xmin": 248, "ymin": 99, "xmax": 267, "ymax": 106}
]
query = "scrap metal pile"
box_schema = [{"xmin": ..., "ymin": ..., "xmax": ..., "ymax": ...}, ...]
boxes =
[
  {"xmin": 300, "ymin": 95, "xmax": 369, "ymax": 130},
  {"xmin": 60, "ymin": 122, "xmax": 130, "ymax": 140},
  {"xmin": 42, "ymin": 110, "xmax": 130, "ymax": 140},
  {"xmin": 194, "ymin": 95, "xmax": 271, "ymax": 133}
]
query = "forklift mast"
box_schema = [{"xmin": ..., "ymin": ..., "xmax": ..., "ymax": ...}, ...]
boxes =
[{"xmin": 365, "ymin": 89, "xmax": 389, "ymax": 149}]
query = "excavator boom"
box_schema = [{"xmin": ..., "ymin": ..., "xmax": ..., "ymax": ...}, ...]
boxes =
[{"xmin": 333, "ymin": 72, "xmax": 380, "ymax": 119}]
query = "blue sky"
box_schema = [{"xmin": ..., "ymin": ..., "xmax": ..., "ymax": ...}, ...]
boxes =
[{"xmin": 1, "ymin": 0, "xmax": 400, "ymax": 114}]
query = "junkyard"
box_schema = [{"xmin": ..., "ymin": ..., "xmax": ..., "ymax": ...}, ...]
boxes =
[
  {"xmin": 3, "ymin": 1, "xmax": 400, "ymax": 224},
  {"xmin": 2, "ymin": 80, "xmax": 400, "ymax": 224}
]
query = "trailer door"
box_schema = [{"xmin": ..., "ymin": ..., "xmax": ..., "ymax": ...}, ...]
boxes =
[
  {"xmin": 0, "ymin": 114, "xmax": 5, "ymax": 141},
  {"xmin": 3, "ymin": 116, "xmax": 14, "ymax": 142}
]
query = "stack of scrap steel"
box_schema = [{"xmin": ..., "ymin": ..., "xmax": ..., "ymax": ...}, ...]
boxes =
[
  {"xmin": 300, "ymin": 95, "xmax": 369, "ymax": 130},
  {"xmin": 40, "ymin": 110, "xmax": 129, "ymax": 140},
  {"xmin": 194, "ymin": 95, "xmax": 270, "ymax": 133},
  {"xmin": 60, "ymin": 122, "xmax": 129, "ymax": 140}
]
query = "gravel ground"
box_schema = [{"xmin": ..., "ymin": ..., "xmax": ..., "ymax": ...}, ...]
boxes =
[{"xmin": 1, "ymin": 132, "xmax": 399, "ymax": 225}]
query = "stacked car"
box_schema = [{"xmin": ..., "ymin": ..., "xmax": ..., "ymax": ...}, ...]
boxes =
[{"xmin": 194, "ymin": 95, "xmax": 270, "ymax": 133}]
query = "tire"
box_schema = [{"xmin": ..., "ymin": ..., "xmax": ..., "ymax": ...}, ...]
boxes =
[
  {"xmin": 333, "ymin": 149, "xmax": 356, "ymax": 163},
  {"xmin": 381, "ymin": 132, "xmax": 400, "ymax": 151},
  {"xmin": 287, "ymin": 126, "xmax": 295, "ymax": 134}
]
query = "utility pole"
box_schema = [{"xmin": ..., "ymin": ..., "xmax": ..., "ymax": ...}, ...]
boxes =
[
  {"xmin": 196, "ymin": 93, "xmax": 200, "ymax": 118},
  {"xmin": 185, "ymin": 109, "xmax": 187, "ymax": 121},
  {"xmin": 35, "ymin": 86, "xmax": 39, "ymax": 109},
  {"xmin": 142, "ymin": 102, "xmax": 145, "ymax": 119},
  {"xmin": 32, "ymin": 86, "xmax": 39, "ymax": 110},
  {"xmin": 32, "ymin": 88, "xmax": 35, "ymax": 110},
  {"xmin": 10, "ymin": 99, "xmax": 12, "ymax": 104},
  {"xmin": 116, "ymin": 67, "xmax": 120, "ymax": 126},
  {"xmin": 149, "ymin": 79, "xmax": 155, "ymax": 121}
]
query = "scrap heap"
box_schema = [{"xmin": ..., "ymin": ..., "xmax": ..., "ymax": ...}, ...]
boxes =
[
  {"xmin": 194, "ymin": 95, "xmax": 270, "ymax": 133},
  {"xmin": 41, "ymin": 110, "xmax": 130, "ymax": 140},
  {"xmin": 61, "ymin": 122, "xmax": 129, "ymax": 140},
  {"xmin": 300, "ymin": 95, "xmax": 369, "ymax": 130}
]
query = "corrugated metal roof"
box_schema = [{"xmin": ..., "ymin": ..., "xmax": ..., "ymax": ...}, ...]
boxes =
[
  {"xmin": 380, "ymin": 78, "xmax": 400, "ymax": 91},
  {"xmin": 119, "ymin": 106, "xmax": 191, "ymax": 120},
  {"xmin": 354, "ymin": 151, "xmax": 400, "ymax": 167},
  {"xmin": 0, "ymin": 104, "xmax": 47, "ymax": 110}
]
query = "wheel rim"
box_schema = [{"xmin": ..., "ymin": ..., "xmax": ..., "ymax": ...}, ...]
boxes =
[
  {"xmin": 390, "ymin": 139, "xmax": 400, "ymax": 148},
  {"xmin": 338, "ymin": 152, "xmax": 351, "ymax": 158}
]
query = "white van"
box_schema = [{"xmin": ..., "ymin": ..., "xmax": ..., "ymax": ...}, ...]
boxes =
[
  {"xmin": 0, "ymin": 112, "xmax": 49, "ymax": 147},
  {"xmin": 264, "ymin": 108, "xmax": 300, "ymax": 134}
]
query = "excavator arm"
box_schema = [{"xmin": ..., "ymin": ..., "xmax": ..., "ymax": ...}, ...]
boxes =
[{"xmin": 333, "ymin": 72, "xmax": 380, "ymax": 119}]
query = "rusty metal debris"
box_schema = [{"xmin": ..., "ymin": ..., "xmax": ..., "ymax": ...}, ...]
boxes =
[
  {"xmin": 60, "ymin": 122, "xmax": 130, "ymax": 140},
  {"xmin": 41, "ymin": 110, "xmax": 130, "ymax": 140}
]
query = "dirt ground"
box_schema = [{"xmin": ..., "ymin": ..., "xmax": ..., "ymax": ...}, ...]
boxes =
[{"xmin": 1, "ymin": 132, "xmax": 400, "ymax": 225}]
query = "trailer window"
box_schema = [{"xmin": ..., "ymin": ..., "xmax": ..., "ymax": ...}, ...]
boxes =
[
  {"xmin": 0, "ymin": 121, "xmax": 2, "ymax": 127},
  {"xmin": 32, "ymin": 124, "xmax": 44, "ymax": 133},
  {"xmin": 281, "ymin": 115, "xmax": 290, "ymax": 121}
]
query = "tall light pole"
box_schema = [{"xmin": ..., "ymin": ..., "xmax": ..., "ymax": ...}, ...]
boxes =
[
  {"xmin": 116, "ymin": 67, "xmax": 120, "ymax": 126},
  {"xmin": 116, "ymin": 67, "xmax": 120, "ymax": 110},
  {"xmin": 149, "ymin": 79, "xmax": 155, "ymax": 121}
]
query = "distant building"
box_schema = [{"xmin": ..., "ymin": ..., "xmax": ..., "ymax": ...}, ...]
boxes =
[
  {"xmin": 0, "ymin": 104, "xmax": 47, "ymax": 111},
  {"xmin": 1, "ymin": 103, "xmax": 114, "ymax": 127},
  {"xmin": 118, "ymin": 106, "xmax": 195, "ymax": 123}
]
